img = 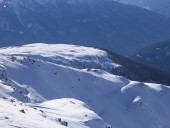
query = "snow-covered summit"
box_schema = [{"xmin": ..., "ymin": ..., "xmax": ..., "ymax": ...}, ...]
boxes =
[
  {"xmin": 0, "ymin": 43, "xmax": 120, "ymax": 73},
  {"xmin": 0, "ymin": 43, "xmax": 108, "ymax": 59}
]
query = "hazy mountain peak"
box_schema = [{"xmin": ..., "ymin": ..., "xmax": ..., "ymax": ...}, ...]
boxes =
[{"xmin": 114, "ymin": 0, "xmax": 170, "ymax": 17}]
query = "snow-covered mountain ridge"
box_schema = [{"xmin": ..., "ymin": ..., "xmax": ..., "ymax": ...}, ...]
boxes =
[
  {"xmin": 0, "ymin": 43, "xmax": 169, "ymax": 85},
  {"xmin": 0, "ymin": 43, "xmax": 170, "ymax": 128}
]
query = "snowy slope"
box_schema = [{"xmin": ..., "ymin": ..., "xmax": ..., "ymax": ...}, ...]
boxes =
[
  {"xmin": 1, "ymin": 0, "xmax": 170, "ymax": 55},
  {"xmin": 114, "ymin": 0, "xmax": 170, "ymax": 17},
  {"xmin": 0, "ymin": 43, "xmax": 170, "ymax": 128},
  {"xmin": 0, "ymin": 98, "xmax": 107, "ymax": 128}
]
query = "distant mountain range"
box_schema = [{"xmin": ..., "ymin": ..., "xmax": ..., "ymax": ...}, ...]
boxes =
[
  {"xmin": 106, "ymin": 49, "xmax": 170, "ymax": 85},
  {"xmin": 114, "ymin": 0, "xmax": 170, "ymax": 17},
  {"xmin": 130, "ymin": 40, "xmax": 170, "ymax": 74},
  {"xmin": 0, "ymin": 0, "xmax": 170, "ymax": 55}
]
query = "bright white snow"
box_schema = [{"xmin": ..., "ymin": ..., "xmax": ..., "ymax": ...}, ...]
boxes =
[{"xmin": 0, "ymin": 43, "xmax": 170, "ymax": 128}]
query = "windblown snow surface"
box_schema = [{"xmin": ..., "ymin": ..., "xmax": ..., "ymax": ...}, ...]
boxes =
[{"xmin": 0, "ymin": 43, "xmax": 170, "ymax": 128}]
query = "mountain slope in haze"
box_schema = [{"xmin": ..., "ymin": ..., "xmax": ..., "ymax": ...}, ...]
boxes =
[
  {"xmin": 1, "ymin": 0, "xmax": 170, "ymax": 55},
  {"xmin": 106, "ymin": 49, "xmax": 170, "ymax": 85},
  {"xmin": 114, "ymin": 0, "xmax": 170, "ymax": 17},
  {"xmin": 130, "ymin": 40, "xmax": 170, "ymax": 73},
  {"xmin": 0, "ymin": 43, "xmax": 170, "ymax": 128}
]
